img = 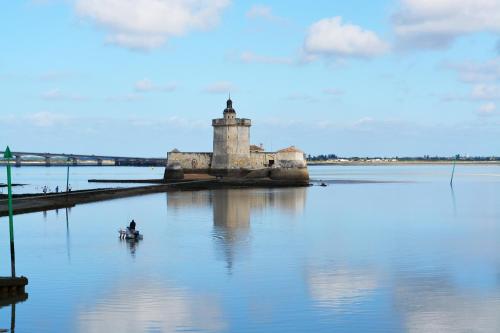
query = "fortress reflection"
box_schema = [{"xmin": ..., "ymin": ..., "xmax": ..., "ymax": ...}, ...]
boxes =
[
  {"xmin": 167, "ymin": 188, "xmax": 307, "ymax": 270},
  {"xmin": 166, "ymin": 188, "xmax": 307, "ymax": 213}
]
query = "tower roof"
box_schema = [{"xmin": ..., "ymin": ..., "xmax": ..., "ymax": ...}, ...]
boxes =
[{"xmin": 223, "ymin": 96, "xmax": 235, "ymax": 113}]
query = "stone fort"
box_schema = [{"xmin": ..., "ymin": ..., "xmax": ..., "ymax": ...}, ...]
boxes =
[{"xmin": 164, "ymin": 98, "xmax": 309, "ymax": 181}]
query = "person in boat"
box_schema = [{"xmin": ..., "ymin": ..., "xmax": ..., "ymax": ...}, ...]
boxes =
[{"xmin": 128, "ymin": 219, "xmax": 139, "ymax": 236}]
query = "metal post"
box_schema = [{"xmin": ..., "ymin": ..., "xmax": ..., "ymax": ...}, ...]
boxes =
[
  {"xmin": 66, "ymin": 158, "xmax": 70, "ymax": 192},
  {"xmin": 4, "ymin": 146, "xmax": 16, "ymax": 277}
]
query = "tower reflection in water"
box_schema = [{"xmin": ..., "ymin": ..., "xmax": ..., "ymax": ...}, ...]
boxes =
[{"xmin": 167, "ymin": 188, "xmax": 307, "ymax": 271}]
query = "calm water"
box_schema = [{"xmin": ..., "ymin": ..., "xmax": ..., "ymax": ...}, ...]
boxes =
[
  {"xmin": 3, "ymin": 166, "xmax": 165, "ymax": 194},
  {"xmin": 0, "ymin": 165, "xmax": 499, "ymax": 332}
]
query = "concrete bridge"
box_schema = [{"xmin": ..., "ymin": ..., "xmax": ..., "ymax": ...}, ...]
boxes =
[{"xmin": 0, "ymin": 151, "xmax": 167, "ymax": 167}]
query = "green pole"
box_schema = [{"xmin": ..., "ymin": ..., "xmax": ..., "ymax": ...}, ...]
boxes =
[{"xmin": 4, "ymin": 146, "xmax": 16, "ymax": 277}]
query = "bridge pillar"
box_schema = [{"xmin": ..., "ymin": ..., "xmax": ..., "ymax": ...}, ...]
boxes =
[
  {"xmin": 45, "ymin": 156, "xmax": 51, "ymax": 167},
  {"xmin": 97, "ymin": 158, "xmax": 103, "ymax": 166},
  {"xmin": 15, "ymin": 155, "xmax": 21, "ymax": 167}
]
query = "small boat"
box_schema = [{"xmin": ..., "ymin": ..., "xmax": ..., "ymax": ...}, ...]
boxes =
[
  {"xmin": 118, "ymin": 228, "xmax": 143, "ymax": 240},
  {"xmin": 320, "ymin": 182, "xmax": 327, "ymax": 187}
]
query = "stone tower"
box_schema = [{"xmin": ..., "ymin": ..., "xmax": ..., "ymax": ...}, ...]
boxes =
[{"xmin": 211, "ymin": 97, "xmax": 251, "ymax": 174}]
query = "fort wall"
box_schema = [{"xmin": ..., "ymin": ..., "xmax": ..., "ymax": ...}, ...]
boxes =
[
  {"xmin": 167, "ymin": 152, "xmax": 212, "ymax": 171},
  {"xmin": 166, "ymin": 150, "xmax": 309, "ymax": 181},
  {"xmin": 249, "ymin": 152, "xmax": 276, "ymax": 169}
]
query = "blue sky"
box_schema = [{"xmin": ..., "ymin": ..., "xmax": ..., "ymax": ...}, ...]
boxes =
[{"xmin": 1, "ymin": 0, "xmax": 499, "ymax": 157}]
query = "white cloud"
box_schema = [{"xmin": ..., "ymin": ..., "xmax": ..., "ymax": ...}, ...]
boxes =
[
  {"xmin": 246, "ymin": 5, "xmax": 272, "ymax": 19},
  {"xmin": 30, "ymin": 0, "xmax": 59, "ymax": 5},
  {"xmin": 130, "ymin": 115, "xmax": 206, "ymax": 129},
  {"xmin": 105, "ymin": 93, "xmax": 143, "ymax": 102},
  {"xmin": 393, "ymin": 0, "xmax": 500, "ymax": 49},
  {"xmin": 41, "ymin": 88, "xmax": 87, "ymax": 101},
  {"xmin": 286, "ymin": 92, "xmax": 317, "ymax": 102},
  {"xmin": 478, "ymin": 102, "xmax": 496, "ymax": 115},
  {"xmin": 41, "ymin": 88, "xmax": 63, "ymax": 100},
  {"xmin": 353, "ymin": 117, "xmax": 375, "ymax": 127},
  {"xmin": 323, "ymin": 88, "xmax": 344, "ymax": 96},
  {"xmin": 134, "ymin": 78, "xmax": 155, "ymax": 92},
  {"xmin": 106, "ymin": 33, "xmax": 166, "ymax": 50},
  {"xmin": 438, "ymin": 93, "xmax": 468, "ymax": 103},
  {"xmin": 75, "ymin": 0, "xmax": 231, "ymax": 50},
  {"xmin": 239, "ymin": 51, "xmax": 293, "ymax": 65},
  {"xmin": 203, "ymin": 81, "xmax": 235, "ymax": 94},
  {"xmin": 442, "ymin": 57, "xmax": 500, "ymax": 115},
  {"xmin": 26, "ymin": 112, "xmax": 71, "ymax": 127},
  {"xmin": 245, "ymin": 4, "xmax": 286, "ymax": 24},
  {"xmin": 438, "ymin": 83, "xmax": 500, "ymax": 117},
  {"xmin": 304, "ymin": 17, "xmax": 389, "ymax": 59},
  {"xmin": 472, "ymin": 84, "xmax": 500, "ymax": 100},
  {"xmin": 444, "ymin": 58, "xmax": 500, "ymax": 83},
  {"xmin": 134, "ymin": 78, "xmax": 177, "ymax": 92}
]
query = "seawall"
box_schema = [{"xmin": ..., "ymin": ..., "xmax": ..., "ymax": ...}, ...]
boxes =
[{"xmin": 0, "ymin": 178, "xmax": 310, "ymax": 217}]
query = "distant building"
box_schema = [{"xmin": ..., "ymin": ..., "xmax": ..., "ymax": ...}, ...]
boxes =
[{"xmin": 165, "ymin": 98, "xmax": 309, "ymax": 181}]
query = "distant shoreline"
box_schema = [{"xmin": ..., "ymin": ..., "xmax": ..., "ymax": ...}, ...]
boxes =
[
  {"xmin": 307, "ymin": 161, "xmax": 500, "ymax": 166},
  {"xmin": 1, "ymin": 161, "xmax": 499, "ymax": 167}
]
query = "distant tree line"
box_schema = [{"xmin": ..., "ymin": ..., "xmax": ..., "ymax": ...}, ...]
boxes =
[
  {"xmin": 307, "ymin": 154, "xmax": 338, "ymax": 161},
  {"xmin": 306, "ymin": 154, "xmax": 499, "ymax": 161},
  {"xmin": 396, "ymin": 155, "xmax": 499, "ymax": 161}
]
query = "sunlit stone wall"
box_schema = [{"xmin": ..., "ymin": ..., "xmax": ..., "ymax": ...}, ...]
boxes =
[
  {"xmin": 166, "ymin": 152, "xmax": 213, "ymax": 171},
  {"xmin": 212, "ymin": 118, "xmax": 251, "ymax": 170}
]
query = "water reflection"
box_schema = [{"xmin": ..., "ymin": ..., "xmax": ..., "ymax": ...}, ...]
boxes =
[
  {"xmin": 307, "ymin": 265, "xmax": 378, "ymax": 311},
  {"xmin": 212, "ymin": 190, "xmax": 252, "ymax": 271},
  {"xmin": 394, "ymin": 270, "xmax": 500, "ymax": 332},
  {"xmin": 450, "ymin": 186, "xmax": 457, "ymax": 217},
  {"xmin": 77, "ymin": 281, "xmax": 226, "ymax": 333},
  {"xmin": 65, "ymin": 208, "xmax": 71, "ymax": 262},
  {"xmin": 166, "ymin": 191, "xmax": 213, "ymax": 210},
  {"xmin": 166, "ymin": 188, "xmax": 307, "ymax": 213},
  {"xmin": 6, "ymin": 165, "xmax": 500, "ymax": 332},
  {"xmin": 0, "ymin": 293, "xmax": 28, "ymax": 333},
  {"xmin": 167, "ymin": 188, "xmax": 307, "ymax": 271},
  {"xmin": 120, "ymin": 238, "xmax": 140, "ymax": 257}
]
